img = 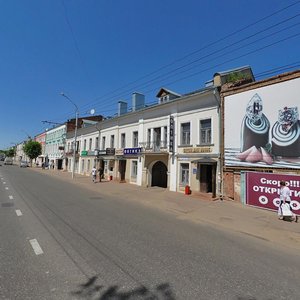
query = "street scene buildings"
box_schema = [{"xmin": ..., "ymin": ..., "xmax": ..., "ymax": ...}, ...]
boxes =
[{"xmin": 13, "ymin": 67, "xmax": 300, "ymax": 215}]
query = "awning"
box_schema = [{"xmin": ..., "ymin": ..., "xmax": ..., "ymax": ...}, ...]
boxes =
[{"xmin": 191, "ymin": 158, "xmax": 217, "ymax": 164}]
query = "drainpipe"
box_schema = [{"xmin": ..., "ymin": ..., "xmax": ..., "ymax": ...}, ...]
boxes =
[{"xmin": 213, "ymin": 88, "xmax": 223, "ymax": 200}]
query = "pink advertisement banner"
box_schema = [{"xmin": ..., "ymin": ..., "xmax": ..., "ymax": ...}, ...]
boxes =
[{"xmin": 246, "ymin": 172, "xmax": 300, "ymax": 215}]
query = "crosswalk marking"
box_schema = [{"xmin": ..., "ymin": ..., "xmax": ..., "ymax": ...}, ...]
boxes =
[
  {"xmin": 16, "ymin": 210, "xmax": 22, "ymax": 216},
  {"xmin": 29, "ymin": 239, "xmax": 44, "ymax": 255}
]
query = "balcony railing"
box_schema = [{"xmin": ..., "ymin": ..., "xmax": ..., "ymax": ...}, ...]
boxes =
[{"xmin": 139, "ymin": 141, "xmax": 168, "ymax": 153}]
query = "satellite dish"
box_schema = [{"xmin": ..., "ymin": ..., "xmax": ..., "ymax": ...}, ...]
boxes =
[{"xmin": 90, "ymin": 109, "xmax": 95, "ymax": 115}]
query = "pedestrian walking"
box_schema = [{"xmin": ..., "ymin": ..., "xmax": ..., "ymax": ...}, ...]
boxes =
[
  {"xmin": 91, "ymin": 166, "xmax": 97, "ymax": 183},
  {"xmin": 278, "ymin": 180, "xmax": 298, "ymax": 222},
  {"xmin": 98, "ymin": 166, "xmax": 103, "ymax": 182}
]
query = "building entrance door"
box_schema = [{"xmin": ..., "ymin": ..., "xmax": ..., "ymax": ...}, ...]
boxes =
[
  {"xmin": 198, "ymin": 161, "xmax": 216, "ymax": 197},
  {"xmin": 119, "ymin": 160, "xmax": 126, "ymax": 181},
  {"xmin": 151, "ymin": 161, "xmax": 167, "ymax": 188}
]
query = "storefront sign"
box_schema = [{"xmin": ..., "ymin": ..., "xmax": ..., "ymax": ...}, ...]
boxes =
[
  {"xmin": 246, "ymin": 172, "xmax": 300, "ymax": 214},
  {"xmin": 124, "ymin": 148, "xmax": 141, "ymax": 155},
  {"xmin": 115, "ymin": 149, "xmax": 124, "ymax": 156},
  {"xmin": 169, "ymin": 116, "xmax": 174, "ymax": 153},
  {"xmin": 183, "ymin": 147, "xmax": 212, "ymax": 153},
  {"xmin": 81, "ymin": 150, "xmax": 88, "ymax": 156},
  {"xmin": 106, "ymin": 148, "xmax": 115, "ymax": 155}
]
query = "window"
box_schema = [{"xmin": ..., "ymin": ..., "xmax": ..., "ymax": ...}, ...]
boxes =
[
  {"xmin": 163, "ymin": 126, "xmax": 167, "ymax": 147},
  {"xmin": 181, "ymin": 122, "xmax": 190, "ymax": 145},
  {"xmin": 200, "ymin": 119, "xmax": 211, "ymax": 144},
  {"xmin": 81, "ymin": 159, "xmax": 85, "ymax": 173},
  {"xmin": 95, "ymin": 137, "xmax": 99, "ymax": 149},
  {"xmin": 180, "ymin": 163, "xmax": 189, "ymax": 185},
  {"xmin": 89, "ymin": 138, "xmax": 92, "ymax": 150},
  {"xmin": 110, "ymin": 135, "xmax": 115, "ymax": 148},
  {"xmin": 102, "ymin": 136, "xmax": 106, "ymax": 150},
  {"xmin": 121, "ymin": 133, "xmax": 126, "ymax": 148},
  {"xmin": 133, "ymin": 131, "xmax": 138, "ymax": 147},
  {"xmin": 147, "ymin": 129, "xmax": 151, "ymax": 148},
  {"xmin": 131, "ymin": 160, "xmax": 138, "ymax": 178},
  {"xmin": 83, "ymin": 139, "xmax": 87, "ymax": 150}
]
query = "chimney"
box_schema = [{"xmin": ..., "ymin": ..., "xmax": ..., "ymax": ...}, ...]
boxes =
[
  {"xmin": 132, "ymin": 92, "xmax": 145, "ymax": 112},
  {"xmin": 118, "ymin": 101, "xmax": 127, "ymax": 116}
]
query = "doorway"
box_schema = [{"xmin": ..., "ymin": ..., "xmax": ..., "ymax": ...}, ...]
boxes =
[
  {"xmin": 151, "ymin": 161, "xmax": 167, "ymax": 188},
  {"xmin": 119, "ymin": 160, "xmax": 126, "ymax": 181},
  {"xmin": 198, "ymin": 163, "xmax": 216, "ymax": 197}
]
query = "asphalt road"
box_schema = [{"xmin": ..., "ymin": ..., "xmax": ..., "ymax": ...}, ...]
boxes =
[{"xmin": 1, "ymin": 165, "xmax": 300, "ymax": 300}]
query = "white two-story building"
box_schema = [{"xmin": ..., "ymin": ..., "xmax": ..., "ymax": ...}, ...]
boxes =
[{"xmin": 66, "ymin": 87, "xmax": 221, "ymax": 198}]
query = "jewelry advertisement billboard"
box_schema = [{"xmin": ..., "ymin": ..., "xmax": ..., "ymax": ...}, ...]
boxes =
[{"xmin": 224, "ymin": 77, "xmax": 300, "ymax": 169}]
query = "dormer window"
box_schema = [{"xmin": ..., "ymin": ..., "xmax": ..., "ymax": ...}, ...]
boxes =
[
  {"xmin": 160, "ymin": 95, "xmax": 169, "ymax": 103},
  {"xmin": 156, "ymin": 88, "xmax": 181, "ymax": 104}
]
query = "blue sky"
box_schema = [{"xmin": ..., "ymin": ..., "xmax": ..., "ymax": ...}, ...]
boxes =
[{"xmin": 1, "ymin": 0, "xmax": 300, "ymax": 149}]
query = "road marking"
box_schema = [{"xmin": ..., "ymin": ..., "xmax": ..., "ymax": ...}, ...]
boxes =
[
  {"xmin": 29, "ymin": 239, "xmax": 44, "ymax": 255},
  {"xmin": 0, "ymin": 178, "xmax": 3, "ymax": 180},
  {"xmin": 9, "ymin": 195, "xmax": 13, "ymax": 200},
  {"xmin": 16, "ymin": 209, "xmax": 23, "ymax": 216},
  {"xmin": 3, "ymin": 182, "xmax": 6, "ymax": 184},
  {"xmin": 5, "ymin": 187, "xmax": 9, "ymax": 190}
]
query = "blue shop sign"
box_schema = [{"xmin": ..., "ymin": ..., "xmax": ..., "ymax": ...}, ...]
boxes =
[{"xmin": 124, "ymin": 147, "xmax": 142, "ymax": 155}]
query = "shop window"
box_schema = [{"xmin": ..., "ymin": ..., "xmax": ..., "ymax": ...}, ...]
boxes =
[
  {"xmin": 131, "ymin": 160, "xmax": 138, "ymax": 178},
  {"xmin": 180, "ymin": 163, "xmax": 189, "ymax": 186}
]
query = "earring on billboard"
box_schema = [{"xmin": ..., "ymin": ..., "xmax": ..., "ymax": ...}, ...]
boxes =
[{"xmin": 271, "ymin": 106, "xmax": 300, "ymax": 157}]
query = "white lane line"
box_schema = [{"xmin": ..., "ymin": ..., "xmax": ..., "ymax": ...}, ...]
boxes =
[
  {"xmin": 16, "ymin": 209, "xmax": 23, "ymax": 216},
  {"xmin": 5, "ymin": 187, "xmax": 9, "ymax": 190},
  {"xmin": 29, "ymin": 239, "xmax": 44, "ymax": 255},
  {"xmin": 9, "ymin": 195, "xmax": 13, "ymax": 200}
]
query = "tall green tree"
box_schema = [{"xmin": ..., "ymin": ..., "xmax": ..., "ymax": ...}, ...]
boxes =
[
  {"xmin": 6, "ymin": 147, "xmax": 15, "ymax": 158},
  {"xmin": 23, "ymin": 141, "xmax": 42, "ymax": 165}
]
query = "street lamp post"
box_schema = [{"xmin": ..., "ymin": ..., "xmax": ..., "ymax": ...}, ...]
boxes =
[{"xmin": 60, "ymin": 92, "xmax": 79, "ymax": 179}]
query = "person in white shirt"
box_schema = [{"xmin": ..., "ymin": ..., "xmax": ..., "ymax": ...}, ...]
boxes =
[
  {"xmin": 278, "ymin": 180, "xmax": 298, "ymax": 222},
  {"xmin": 91, "ymin": 166, "xmax": 97, "ymax": 183}
]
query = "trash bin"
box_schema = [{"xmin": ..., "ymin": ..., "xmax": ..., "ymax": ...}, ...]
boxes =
[{"xmin": 185, "ymin": 185, "xmax": 191, "ymax": 195}]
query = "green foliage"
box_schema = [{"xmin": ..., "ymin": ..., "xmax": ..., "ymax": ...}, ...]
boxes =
[
  {"xmin": 226, "ymin": 72, "xmax": 251, "ymax": 83},
  {"xmin": 23, "ymin": 141, "xmax": 42, "ymax": 160},
  {"xmin": 6, "ymin": 147, "xmax": 16, "ymax": 157}
]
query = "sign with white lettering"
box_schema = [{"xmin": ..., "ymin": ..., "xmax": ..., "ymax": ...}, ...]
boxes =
[
  {"xmin": 124, "ymin": 148, "xmax": 142, "ymax": 155},
  {"xmin": 169, "ymin": 116, "xmax": 174, "ymax": 153},
  {"xmin": 246, "ymin": 172, "xmax": 300, "ymax": 214}
]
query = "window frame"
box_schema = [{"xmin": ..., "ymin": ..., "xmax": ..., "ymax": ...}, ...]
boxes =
[
  {"xmin": 181, "ymin": 122, "xmax": 191, "ymax": 146},
  {"xmin": 179, "ymin": 163, "xmax": 190, "ymax": 186},
  {"xmin": 199, "ymin": 118, "xmax": 212, "ymax": 145}
]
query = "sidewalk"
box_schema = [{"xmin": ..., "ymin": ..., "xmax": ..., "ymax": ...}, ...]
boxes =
[{"xmin": 32, "ymin": 168, "xmax": 300, "ymax": 252}]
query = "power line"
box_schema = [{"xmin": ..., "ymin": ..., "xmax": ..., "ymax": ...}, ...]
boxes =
[
  {"xmin": 53, "ymin": 1, "xmax": 300, "ymax": 122},
  {"xmin": 75, "ymin": 1, "xmax": 300, "ymax": 109}
]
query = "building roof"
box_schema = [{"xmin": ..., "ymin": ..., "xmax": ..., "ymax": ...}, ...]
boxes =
[{"xmin": 156, "ymin": 87, "xmax": 181, "ymax": 98}]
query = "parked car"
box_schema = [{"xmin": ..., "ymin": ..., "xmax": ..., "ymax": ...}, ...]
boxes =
[
  {"xmin": 4, "ymin": 157, "xmax": 13, "ymax": 165},
  {"xmin": 20, "ymin": 161, "xmax": 29, "ymax": 168}
]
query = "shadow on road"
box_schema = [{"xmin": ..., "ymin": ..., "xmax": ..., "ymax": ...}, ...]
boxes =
[{"xmin": 72, "ymin": 276, "xmax": 176, "ymax": 299}]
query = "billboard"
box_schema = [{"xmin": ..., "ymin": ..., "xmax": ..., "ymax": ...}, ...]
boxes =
[
  {"xmin": 224, "ymin": 77, "xmax": 300, "ymax": 169},
  {"xmin": 245, "ymin": 172, "xmax": 300, "ymax": 215}
]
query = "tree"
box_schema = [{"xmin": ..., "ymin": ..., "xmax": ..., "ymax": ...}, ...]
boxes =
[
  {"xmin": 23, "ymin": 141, "xmax": 42, "ymax": 165},
  {"xmin": 6, "ymin": 147, "xmax": 16, "ymax": 158}
]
